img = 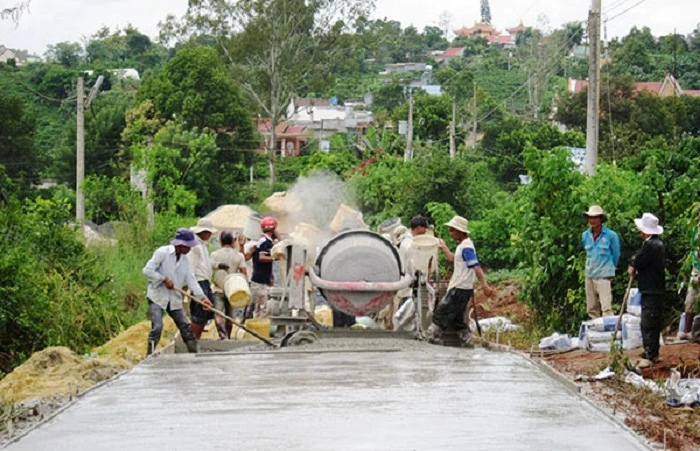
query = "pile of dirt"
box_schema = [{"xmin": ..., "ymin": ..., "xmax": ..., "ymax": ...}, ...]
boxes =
[
  {"xmin": 0, "ymin": 347, "xmax": 121, "ymax": 405},
  {"xmin": 93, "ymin": 317, "xmax": 176, "ymax": 368},
  {"xmin": 0, "ymin": 318, "xmax": 176, "ymax": 405}
]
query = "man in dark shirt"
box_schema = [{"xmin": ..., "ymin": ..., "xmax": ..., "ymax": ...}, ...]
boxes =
[
  {"xmin": 628, "ymin": 213, "xmax": 666, "ymax": 369},
  {"xmin": 247, "ymin": 216, "xmax": 278, "ymax": 318}
]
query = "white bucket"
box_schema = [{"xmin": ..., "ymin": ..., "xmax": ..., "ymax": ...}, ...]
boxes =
[
  {"xmin": 412, "ymin": 235, "xmax": 439, "ymax": 273},
  {"xmin": 243, "ymin": 214, "xmax": 262, "ymax": 240},
  {"xmin": 291, "ymin": 222, "xmax": 320, "ymax": 247},
  {"xmin": 329, "ymin": 204, "xmax": 366, "ymax": 233},
  {"xmin": 223, "ymin": 273, "xmax": 251, "ymax": 308}
]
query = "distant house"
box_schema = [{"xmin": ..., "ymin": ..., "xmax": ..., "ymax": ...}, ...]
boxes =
[
  {"xmin": 382, "ymin": 62, "xmax": 428, "ymax": 74},
  {"xmin": 84, "ymin": 68, "xmax": 140, "ymax": 80},
  {"xmin": 0, "ymin": 45, "xmax": 32, "ymax": 66},
  {"xmin": 435, "ymin": 47, "xmax": 465, "ymax": 64},
  {"xmin": 286, "ymin": 97, "xmax": 373, "ymax": 142},
  {"xmin": 455, "ymin": 22, "xmax": 499, "ymax": 39},
  {"xmin": 568, "ymin": 73, "xmax": 700, "ymax": 98},
  {"xmin": 257, "ymin": 119, "xmax": 309, "ymax": 158},
  {"xmin": 453, "ymin": 22, "xmax": 527, "ymax": 49}
]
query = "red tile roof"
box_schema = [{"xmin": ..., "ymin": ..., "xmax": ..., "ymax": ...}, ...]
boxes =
[
  {"xmin": 455, "ymin": 22, "xmax": 498, "ymax": 36},
  {"xmin": 441, "ymin": 47, "xmax": 465, "ymax": 58},
  {"xmin": 684, "ymin": 90, "xmax": 700, "ymax": 97},
  {"xmin": 507, "ymin": 23, "xmax": 528, "ymax": 34},
  {"xmin": 634, "ymin": 82, "xmax": 663, "ymax": 94}
]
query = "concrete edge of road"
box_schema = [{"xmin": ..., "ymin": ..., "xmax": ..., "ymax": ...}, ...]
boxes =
[
  {"xmin": 515, "ymin": 350, "xmax": 657, "ymax": 451},
  {"xmin": 2, "ymin": 342, "xmax": 176, "ymax": 449}
]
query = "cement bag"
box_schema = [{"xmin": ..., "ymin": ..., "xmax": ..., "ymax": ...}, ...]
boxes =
[
  {"xmin": 627, "ymin": 288, "xmax": 642, "ymax": 316},
  {"xmin": 584, "ymin": 316, "xmax": 619, "ymax": 332},
  {"xmin": 392, "ymin": 298, "xmax": 416, "ymax": 332},
  {"xmin": 539, "ymin": 333, "xmax": 572, "ymax": 350},
  {"xmin": 586, "ymin": 330, "xmax": 621, "ymax": 343},
  {"xmin": 224, "ymin": 273, "xmax": 251, "ymax": 308}
]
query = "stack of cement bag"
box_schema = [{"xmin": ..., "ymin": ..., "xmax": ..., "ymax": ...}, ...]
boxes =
[
  {"xmin": 578, "ymin": 289, "xmax": 643, "ymax": 352},
  {"xmin": 578, "ymin": 316, "xmax": 621, "ymax": 352},
  {"xmin": 621, "ymin": 289, "xmax": 643, "ymax": 350}
]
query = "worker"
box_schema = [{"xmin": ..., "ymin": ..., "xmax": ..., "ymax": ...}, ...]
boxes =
[
  {"xmin": 142, "ymin": 228, "xmax": 212, "ymax": 354},
  {"xmin": 188, "ymin": 218, "xmax": 218, "ymax": 339},
  {"xmin": 210, "ymin": 231, "xmax": 248, "ymax": 339},
  {"xmin": 581, "ymin": 205, "xmax": 621, "ymax": 319},
  {"xmin": 392, "ymin": 215, "xmax": 429, "ymax": 331},
  {"xmin": 628, "ymin": 213, "xmax": 666, "ymax": 369},
  {"xmin": 680, "ymin": 206, "xmax": 700, "ymax": 340},
  {"xmin": 246, "ymin": 216, "xmax": 279, "ymax": 319},
  {"xmin": 428, "ymin": 215, "xmax": 495, "ymax": 347}
]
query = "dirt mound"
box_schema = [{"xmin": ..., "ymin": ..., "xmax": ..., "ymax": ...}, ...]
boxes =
[
  {"xmin": 94, "ymin": 317, "xmax": 175, "ymax": 367},
  {"xmin": 0, "ymin": 318, "xmax": 176, "ymax": 405},
  {"xmin": 0, "ymin": 347, "xmax": 120, "ymax": 404}
]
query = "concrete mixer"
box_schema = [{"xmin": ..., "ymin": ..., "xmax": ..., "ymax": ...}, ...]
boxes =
[{"xmin": 309, "ymin": 231, "xmax": 414, "ymax": 316}]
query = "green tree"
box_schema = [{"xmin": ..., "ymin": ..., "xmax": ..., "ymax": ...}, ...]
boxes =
[
  {"xmin": 44, "ymin": 41, "xmax": 85, "ymax": 68},
  {"xmin": 480, "ymin": 0, "xmax": 491, "ymax": 24},
  {"xmin": 0, "ymin": 93, "xmax": 39, "ymax": 192},
  {"xmin": 178, "ymin": 0, "xmax": 374, "ymax": 184}
]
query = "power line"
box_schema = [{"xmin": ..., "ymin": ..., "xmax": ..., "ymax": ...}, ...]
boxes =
[{"xmin": 605, "ymin": 0, "xmax": 648, "ymax": 23}]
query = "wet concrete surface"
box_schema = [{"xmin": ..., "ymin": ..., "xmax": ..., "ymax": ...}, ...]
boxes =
[{"xmin": 5, "ymin": 338, "xmax": 649, "ymax": 450}]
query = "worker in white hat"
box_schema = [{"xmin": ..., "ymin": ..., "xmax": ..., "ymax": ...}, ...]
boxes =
[
  {"xmin": 627, "ymin": 213, "xmax": 665, "ymax": 369},
  {"xmin": 428, "ymin": 215, "xmax": 495, "ymax": 347},
  {"xmin": 189, "ymin": 218, "xmax": 218, "ymax": 339},
  {"xmin": 582, "ymin": 205, "xmax": 621, "ymax": 319}
]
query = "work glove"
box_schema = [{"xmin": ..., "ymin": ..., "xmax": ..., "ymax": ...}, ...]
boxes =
[{"xmin": 218, "ymin": 263, "xmax": 230, "ymax": 270}]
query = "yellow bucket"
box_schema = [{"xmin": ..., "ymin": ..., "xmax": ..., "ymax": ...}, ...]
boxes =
[
  {"xmin": 244, "ymin": 318, "xmax": 270, "ymax": 339},
  {"xmin": 224, "ymin": 273, "xmax": 251, "ymax": 308},
  {"xmin": 314, "ymin": 306, "xmax": 334, "ymax": 327}
]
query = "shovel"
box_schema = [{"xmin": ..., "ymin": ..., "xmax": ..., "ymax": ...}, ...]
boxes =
[
  {"xmin": 173, "ymin": 287, "xmax": 277, "ymax": 347},
  {"xmin": 610, "ymin": 275, "xmax": 635, "ymax": 352}
]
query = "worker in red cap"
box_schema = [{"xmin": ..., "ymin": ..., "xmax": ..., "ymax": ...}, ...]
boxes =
[{"xmin": 245, "ymin": 216, "xmax": 280, "ymax": 319}]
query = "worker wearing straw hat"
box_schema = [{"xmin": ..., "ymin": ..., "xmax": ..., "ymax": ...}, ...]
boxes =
[
  {"xmin": 428, "ymin": 215, "xmax": 495, "ymax": 347},
  {"xmin": 628, "ymin": 213, "xmax": 666, "ymax": 369},
  {"xmin": 582, "ymin": 205, "xmax": 621, "ymax": 319},
  {"xmin": 142, "ymin": 228, "xmax": 212, "ymax": 354},
  {"xmin": 189, "ymin": 218, "xmax": 218, "ymax": 339}
]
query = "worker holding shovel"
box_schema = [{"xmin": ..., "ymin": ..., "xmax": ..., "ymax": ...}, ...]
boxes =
[
  {"xmin": 628, "ymin": 213, "xmax": 666, "ymax": 369},
  {"xmin": 142, "ymin": 228, "xmax": 213, "ymax": 355},
  {"xmin": 428, "ymin": 216, "xmax": 495, "ymax": 347}
]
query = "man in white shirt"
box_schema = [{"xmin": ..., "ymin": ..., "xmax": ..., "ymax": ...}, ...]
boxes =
[
  {"xmin": 392, "ymin": 215, "xmax": 429, "ymax": 331},
  {"xmin": 142, "ymin": 228, "xmax": 212, "ymax": 354},
  {"xmin": 210, "ymin": 231, "xmax": 248, "ymax": 339},
  {"xmin": 428, "ymin": 216, "xmax": 494, "ymax": 347},
  {"xmin": 188, "ymin": 218, "xmax": 218, "ymax": 338}
]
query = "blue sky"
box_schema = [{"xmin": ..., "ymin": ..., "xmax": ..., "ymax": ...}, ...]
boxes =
[{"xmin": 1, "ymin": 0, "xmax": 697, "ymax": 55}]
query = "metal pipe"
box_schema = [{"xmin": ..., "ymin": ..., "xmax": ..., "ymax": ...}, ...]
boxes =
[{"xmin": 308, "ymin": 268, "xmax": 414, "ymax": 292}]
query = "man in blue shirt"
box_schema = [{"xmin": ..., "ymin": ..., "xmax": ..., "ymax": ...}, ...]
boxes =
[{"xmin": 582, "ymin": 205, "xmax": 621, "ymax": 319}]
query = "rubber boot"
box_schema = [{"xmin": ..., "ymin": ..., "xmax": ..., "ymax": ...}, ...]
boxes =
[
  {"xmin": 146, "ymin": 340, "xmax": 157, "ymax": 356},
  {"xmin": 184, "ymin": 339, "xmax": 199, "ymax": 354}
]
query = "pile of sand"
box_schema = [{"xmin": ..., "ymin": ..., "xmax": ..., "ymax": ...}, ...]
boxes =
[{"xmin": 0, "ymin": 318, "xmax": 176, "ymax": 404}]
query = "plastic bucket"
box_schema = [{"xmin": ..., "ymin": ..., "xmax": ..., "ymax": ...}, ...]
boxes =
[
  {"xmin": 224, "ymin": 273, "xmax": 251, "ymax": 308},
  {"xmin": 329, "ymin": 204, "xmax": 366, "ymax": 233},
  {"xmin": 291, "ymin": 222, "xmax": 320, "ymax": 247},
  {"xmin": 243, "ymin": 213, "xmax": 263, "ymax": 240},
  {"xmin": 412, "ymin": 235, "xmax": 439, "ymax": 273},
  {"xmin": 314, "ymin": 305, "xmax": 334, "ymax": 327},
  {"xmin": 245, "ymin": 318, "xmax": 270, "ymax": 339}
]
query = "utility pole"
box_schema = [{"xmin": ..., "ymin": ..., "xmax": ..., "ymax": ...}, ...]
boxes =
[
  {"xmin": 472, "ymin": 81, "xmax": 477, "ymax": 147},
  {"xmin": 75, "ymin": 75, "xmax": 103, "ymax": 224},
  {"xmin": 449, "ymin": 98, "xmax": 456, "ymax": 159},
  {"xmin": 76, "ymin": 76, "xmax": 85, "ymax": 224},
  {"xmin": 585, "ymin": 0, "xmax": 602, "ymax": 176},
  {"xmin": 404, "ymin": 88, "xmax": 414, "ymax": 162}
]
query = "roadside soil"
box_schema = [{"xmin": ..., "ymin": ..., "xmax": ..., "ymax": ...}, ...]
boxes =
[{"xmin": 477, "ymin": 281, "xmax": 700, "ymax": 451}]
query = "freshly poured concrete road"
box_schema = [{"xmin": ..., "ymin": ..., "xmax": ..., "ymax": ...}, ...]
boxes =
[{"xmin": 6, "ymin": 339, "xmax": 649, "ymax": 451}]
